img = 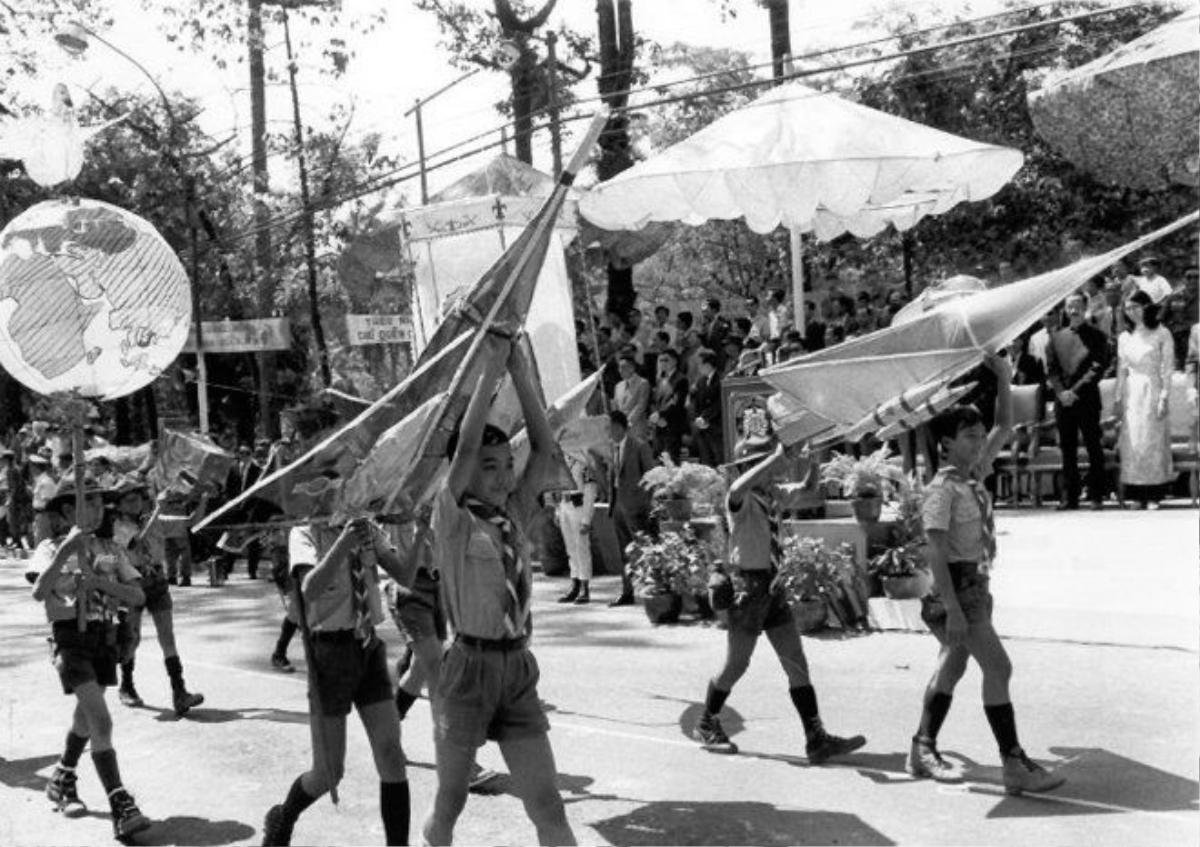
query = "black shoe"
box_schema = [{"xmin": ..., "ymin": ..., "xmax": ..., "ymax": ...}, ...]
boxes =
[
  {"xmin": 109, "ymin": 789, "xmax": 151, "ymax": 840},
  {"xmin": 119, "ymin": 685, "xmax": 144, "ymax": 708},
  {"xmin": 47, "ymin": 767, "xmax": 87, "ymax": 817},
  {"xmin": 173, "ymin": 689, "xmax": 204, "ymax": 717},
  {"xmin": 608, "ymin": 593, "xmax": 635, "ymax": 607},
  {"xmin": 557, "ymin": 580, "xmax": 580, "ymax": 604},
  {"xmin": 695, "ymin": 714, "xmax": 738, "ymax": 754},
  {"xmin": 574, "ymin": 591, "xmax": 591, "ymax": 605},
  {"xmin": 262, "ymin": 804, "xmax": 294, "ymax": 846},
  {"xmin": 167, "ymin": 576, "xmax": 178, "ymax": 586},
  {"xmin": 179, "ymin": 576, "xmax": 191, "ymax": 587},
  {"xmin": 806, "ymin": 730, "xmax": 866, "ymax": 764},
  {"xmin": 271, "ymin": 654, "xmax": 295, "ymax": 673},
  {"xmin": 1055, "ymin": 501, "xmax": 1079, "ymax": 511},
  {"xmin": 1088, "ymin": 501, "xmax": 1104, "ymax": 511}
]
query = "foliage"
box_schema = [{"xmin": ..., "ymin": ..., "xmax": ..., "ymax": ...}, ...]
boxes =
[
  {"xmin": 818, "ymin": 446, "xmax": 905, "ymax": 499},
  {"xmin": 868, "ymin": 471, "xmax": 929, "ymax": 578},
  {"xmin": 774, "ymin": 536, "xmax": 855, "ymax": 603},
  {"xmin": 627, "ymin": 527, "xmax": 714, "ymax": 596},
  {"xmin": 639, "ymin": 456, "xmax": 726, "ymax": 509}
]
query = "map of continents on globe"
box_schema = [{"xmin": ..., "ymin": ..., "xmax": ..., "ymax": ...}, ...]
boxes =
[{"xmin": 0, "ymin": 198, "xmax": 190, "ymax": 400}]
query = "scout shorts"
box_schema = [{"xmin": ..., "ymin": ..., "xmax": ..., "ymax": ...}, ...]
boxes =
[
  {"xmin": 309, "ymin": 632, "xmax": 394, "ymax": 717},
  {"xmin": 920, "ymin": 561, "xmax": 993, "ymax": 638},
  {"xmin": 386, "ymin": 568, "xmax": 446, "ymax": 645},
  {"xmin": 726, "ymin": 569, "xmax": 793, "ymax": 634},
  {"xmin": 141, "ymin": 569, "xmax": 172, "ymax": 614},
  {"xmin": 433, "ymin": 640, "xmax": 550, "ymax": 749},
  {"xmin": 52, "ymin": 621, "xmax": 118, "ymax": 695}
]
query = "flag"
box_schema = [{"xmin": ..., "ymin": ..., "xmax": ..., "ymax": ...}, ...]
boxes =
[
  {"xmin": 761, "ymin": 211, "xmax": 1198, "ymax": 426},
  {"xmin": 194, "ymin": 331, "xmax": 472, "ymax": 530}
]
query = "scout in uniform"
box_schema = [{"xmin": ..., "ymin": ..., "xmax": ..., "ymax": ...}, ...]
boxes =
[
  {"xmin": 107, "ymin": 475, "xmax": 205, "ymax": 717},
  {"xmin": 908, "ymin": 353, "xmax": 1066, "ymax": 795},
  {"xmin": 422, "ymin": 338, "xmax": 576, "ymax": 847},
  {"xmin": 31, "ymin": 477, "xmax": 151, "ymax": 841},
  {"xmin": 554, "ymin": 449, "xmax": 597, "ymax": 605},
  {"xmin": 261, "ymin": 515, "xmax": 415, "ymax": 846},
  {"xmin": 695, "ymin": 427, "xmax": 865, "ymax": 763}
]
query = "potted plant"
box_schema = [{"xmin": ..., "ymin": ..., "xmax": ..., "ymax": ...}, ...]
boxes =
[
  {"xmin": 774, "ymin": 535, "xmax": 857, "ymax": 632},
  {"xmin": 868, "ymin": 472, "xmax": 933, "ymax": 599},
  {"xmin": 640, "ymin": 456, "xmax": 727, "ymax": 522},
  {"xmin": 627, "ymin": 527, "xmax": 715, "ymax": 624},
  {"xmin": 818, "ymin": 447, "xmax": 905, "ymax": 525}
]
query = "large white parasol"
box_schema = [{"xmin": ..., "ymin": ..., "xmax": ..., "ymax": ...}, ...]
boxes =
[
  {"xmin": 1027, "ymin": 8, "xmax": 1200, "ymax": 190},
  {"xmin": 579, "ymin": 81, "xmax": 1024, "ymax": 323}
]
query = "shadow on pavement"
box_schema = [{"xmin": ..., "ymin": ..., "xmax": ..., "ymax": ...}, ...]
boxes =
[
  {"xmin": 136, "ymin": 815, "xmax": 255, "ymax": 846},
  {"xmin": 592, "ymin": 800, "xmax": 895, "ymax": 846},
  {"xmin": 490, "ymin": 769, "xmax": 632, "ymax": 805},
  {"xmin": 981, "ymin": 746, "xmax": 1200, "ymax": 818},
  {"xmin": 0, "ymin": 752, "xmax": 60, "ymax": 791},
  {"xmin": 149, "ymin": 705, "xmax": 309, "ymax": 725},
  {"xmin": 672, "ymin": 698, "xmax": 746, "ymax": 743}
]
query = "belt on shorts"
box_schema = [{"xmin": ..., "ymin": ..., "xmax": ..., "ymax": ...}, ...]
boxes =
[
  {"xmin": 455, "ymin": 633, "xmax": 527, "ymax": 651},
  {"xmin": 562, "ymin": 492, "xmax": 585, "ymax": 507}
]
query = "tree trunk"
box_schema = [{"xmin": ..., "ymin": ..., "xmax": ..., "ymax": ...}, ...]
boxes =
[
  {"xmin": 596, "ymin": 0, "xmax": 637, "ymax": 318},
  {"xmin": 765, "ymin": 0, "xmax": 791, "ymax": 81},
  {"xmin": 510, "ymin": 47, "xmax": 539, "ymax": 165}
]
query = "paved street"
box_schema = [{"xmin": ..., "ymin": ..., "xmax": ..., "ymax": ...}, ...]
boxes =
[{"xmin": 1, "ymin": 506, "xmax": 1196, "ymax": 846}]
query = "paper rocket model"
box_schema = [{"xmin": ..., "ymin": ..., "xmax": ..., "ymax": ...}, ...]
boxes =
[{"xmin": 0, "ymin": 84, "xmax": 126, "ymax": 187}]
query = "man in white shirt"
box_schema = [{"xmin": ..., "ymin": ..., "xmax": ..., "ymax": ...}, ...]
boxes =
[{"xmin": 1134, "ymin": 256, "xmax": 1174, "ymax": 304}]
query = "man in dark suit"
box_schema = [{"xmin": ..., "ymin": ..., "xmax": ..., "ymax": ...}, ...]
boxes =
[
  {"xmin": 218, "ymin": 442, "xmax": 265, "ymax": 579},
  {"xmin": 690, "ymin": 349, "xmax": 724, "ymax": 466},
  {"xmin": 606, "ymin": 410, "xmax": 656, "ymax": 607},
  {"xmin": 649, "ymin": 348, "xmax": 690, "ymax": 461},
  {"xmin": 1046, "ymin": 293, "xmax": 1110, "ymax": 510}
]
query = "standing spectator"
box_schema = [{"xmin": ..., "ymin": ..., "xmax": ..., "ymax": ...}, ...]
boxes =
[
  {"xmin": 651, "ymin": 304, "xmax": 677, "ymax": 348},
  {"xmin": 766, "ymin": 288, "xmax": 789, "ymax": 342},
  {"xmin": 1185, "ymin": 321, "xmax": 1199, "ymax": 413},
  {"xmin": 1164, "ymin": 266, "xmax": 1198, "ymax": 368},
  {"xmin": 1081, "ymin": 276, "xmax": 1106, "ymax": 320},
  {"xmin": 614, "ymin": 354, "xmax": 651, "ymax": 441},
  {"xmin": 746, "ymin": 296, "xmax": 771, "ymax": 342},
  {"xmin": 555, "ymin": 450, "xmax": 598, "ymax": 605},
  {"xmin": 854, "ymin": 292, "xmax": 876, "ymax": 333},
  {"xmin": 721, "ymin": 336, "xmax": 745, "ymax": 378},
  {"xmin": 218, "ymin": 445, "xmax": 265, "ymax": 581},
  {"xmin": 628, "ymin": 307, "xmax": 654, "ymax": 353},
  {"xmin": 0, "ymin": 448, "xmax": 13, "ymax": 549},
  {"xmin": 606, "ymin": 410, "xmax": 655, "ymax": 607},
  {"xmin": 825, "ymin": 296, "xmax": 850, "ymax": 346},
  {"xmin": 641, "ymin": 331, "xmax": 671, "ymax": 385},
  {"xmin": 1089, "ymin": 277, "xmax": 1127, "ymax": 374},
  {"xmin": 1008, "ymin": 333, "xmax": 1047, "ymax": 391},
  {"xmin": 689, "ymin": 349, "xmax": 724, "ymax": 467},
  {"xmin": 650, "ymin": 349, "xmax": 690, "ymax": 461},
  {"xmin": 676, "ymin": 312, "xmax": 703, "ymax": 382},
  {"xmin": 1114, "ymin": 291, "xmax": 1175, "ymax": 509},
  {"xmin": 1134, "ymin": 255, "xmax": 1174, "ymax": 304},
  {"xmin": 1027, "ymin": 306, "xmax": 1062, "ymax": 371},
  {"xmin": 700, "ymin": 298, "xmax": 731, "ymax": 353},
  {"xmin": 803, "ymin": 301, "xmax": 826, "ymax": 351},
  {"xmin": 30, "ymin": 449, "xmax": 58, "ymax": 545},
  {"xmin": 1045, "ymin": 294, "xmax": 1110, "ymax": 510},
  {"xmin": 885, "ymin": 290, "xmax": 908, "ymax": 324}
]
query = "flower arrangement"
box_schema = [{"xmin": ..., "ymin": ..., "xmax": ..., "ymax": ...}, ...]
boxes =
[
  {"xmin": 640, "ymin": 456, "xmax": 727, "ymax": 511},
  {"xmin": 627, "ymin": 527, "xmax": 715, "ymax": 597},
  {"xmin": 818, "ymin": 446, "xmax": 906, "ymax": 499},
  {"xmin": 868, "ymin": 472, "xmax": 931, "ymax": 583},
  {"xmin": 773, "ymin": 536, "xmax": 856, "ymax": 605}
]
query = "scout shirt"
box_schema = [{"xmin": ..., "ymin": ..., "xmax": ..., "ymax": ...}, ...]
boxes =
[
  {"xmin": 725, "ymin": 489, "xmax": 774, "ymax": 572},
  {"xmin": 431, "ymin": 452, "xmax": 558, "ymax": 640},
  {"xmin": 288, "ymin": 523, "xmax": 387, "ymax": 633},
  {"xmin": 921, "ymin": 467, "xmax": 994, "ymax": 567},
  {"xmin": 33, "ymin": 535, "xmax": 141, "ymax": 624}
]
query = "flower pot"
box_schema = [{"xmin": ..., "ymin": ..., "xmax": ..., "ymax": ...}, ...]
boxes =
[
  {"xmin": 794, "ymin": 597, "xmax": 828, "ymax": 633},
  {"xmin": 641, "ymin": 590, "xmax": 683, "ymax": 625},
  {"xmin": 824, "ymin": 499, "xmax": 855, "ymax": 519},
  {"xmin": 657, "ymin": 497, "xmax": 692, "ymax": 522},
  {"xmin": 881, "ymin": 570, "xmax": 933, "ymax": 600},
  {"xmin": 851, "ymin": 495, "xmax": 883, "ymax": 525}
]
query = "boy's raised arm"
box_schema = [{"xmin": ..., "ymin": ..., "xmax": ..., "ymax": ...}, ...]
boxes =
[{"xmin": 447, "ymin": 338, "xmax": 511, "ymax": 501}]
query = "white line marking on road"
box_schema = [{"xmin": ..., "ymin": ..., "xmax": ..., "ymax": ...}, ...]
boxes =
[{"xmin": 936, "ymin": 783, "xmax": 1198, "ymax": 824}]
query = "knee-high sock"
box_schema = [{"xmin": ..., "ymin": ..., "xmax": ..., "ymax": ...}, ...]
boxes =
[
  {"xmin": 983, "ymin": 702, "xmax": 1021, "ymax": 758},
  {"xmin": 120, "ymin": 658, "xmax": 135, "ymax": 689},
  {"xmin": 789, "ymin": 685, "xmax": 823, "ymax": 740},
  {"xmin": 275, "ymin": 618, "xmax": 298, "ymax": 657},
  {"xmin": 703, "ymin": 681, "xmax": 730, "ymax": 719},
  {"xmin": 61, "ymin": 731, "xmax": 88, "ymax": 769},
  {"xmin": 280, "ymin": 776, "xmax": 318, "ymax": 826},
  {"xmin": 91, "ymin": 749, "xmax": 123, "ymax": 796},
  {"xmin": 164, "ymin": 655, "xmax": 186, "ymax": 694},
  {"xmin": 380, "ymin": 780, "xmax": 410, "ymax": 846},
  {"xmin": 917, "ymin": 691, "xmax": 953, "ymax": 743}
]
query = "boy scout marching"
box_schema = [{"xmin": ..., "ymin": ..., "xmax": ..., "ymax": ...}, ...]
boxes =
[{"xmin": 22, "ymin": 341, "xmax": 1071, "ymax": 847}]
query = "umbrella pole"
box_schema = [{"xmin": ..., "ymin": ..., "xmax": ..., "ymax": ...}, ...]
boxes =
[{"xmin": 790, "ymin": 226, "xmax": 804, "ymax": 344}]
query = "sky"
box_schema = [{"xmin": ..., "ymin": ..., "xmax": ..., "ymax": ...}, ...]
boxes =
[{"xmin": 26, "ymin": 0, "xmax": 998, "ymax": 204}]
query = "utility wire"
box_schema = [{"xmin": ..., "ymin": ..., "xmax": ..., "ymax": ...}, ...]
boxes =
[{"xmin": 217, "ymin": 3, "xmax": 1155, "ymax": 247}]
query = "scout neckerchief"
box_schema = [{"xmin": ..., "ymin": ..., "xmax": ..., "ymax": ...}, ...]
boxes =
[
  {"xmin": 942, "ymin": 465, "xmax": 996, "ymax": 566},
  {"xmin": 751, "ymin": 490, "xmax": 783, "ymax": 573},
  {"xmin": 349, "ymin": 552, "xmax": 375, "ymax": 647},
  {"xmin": 463, "ymin": 495, "xmax": 528, "ymax": 637}
]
